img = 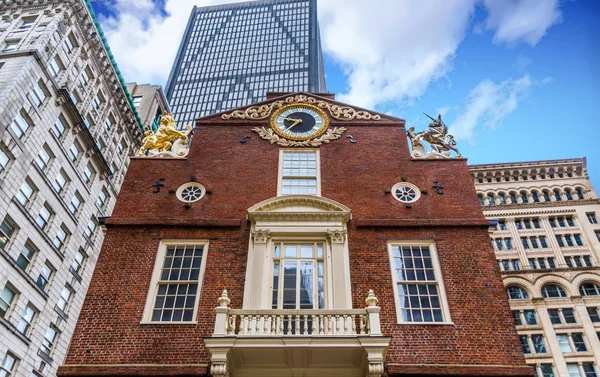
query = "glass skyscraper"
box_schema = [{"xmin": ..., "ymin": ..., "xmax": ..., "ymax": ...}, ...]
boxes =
[{"xmin": 165, "ymin": 0, "xmax": 326, "ymax": 126}]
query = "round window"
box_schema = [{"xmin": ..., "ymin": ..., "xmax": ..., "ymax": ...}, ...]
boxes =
[
  {"xmin": 176, "ymin": 182, "xmax": 206, "ymax": 203},
  {"xmin": 392, "ymin": 182, "xmax": 421, "ymax": 203}
]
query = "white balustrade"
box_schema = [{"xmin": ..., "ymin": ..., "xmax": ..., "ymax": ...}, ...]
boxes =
[{"xmin": 212, "ymin": 290, "xmax": 382, "ymax": 337}]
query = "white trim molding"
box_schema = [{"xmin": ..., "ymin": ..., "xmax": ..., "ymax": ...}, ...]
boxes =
[{"xmin": 244, "ymin": 195, "xmax": 352, "ymax": 310}]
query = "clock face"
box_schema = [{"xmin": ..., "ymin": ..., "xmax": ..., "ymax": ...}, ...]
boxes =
[{"xmin": 270, "ymin": 104, "xmax": 329, "ymax": 141}]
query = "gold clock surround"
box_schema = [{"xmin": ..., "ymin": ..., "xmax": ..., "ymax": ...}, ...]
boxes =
[{"xmin": 269, "ymin": 103, "xmax": 330, "ymax": 141}]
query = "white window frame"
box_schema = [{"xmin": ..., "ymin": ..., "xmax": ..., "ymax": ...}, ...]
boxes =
[
  {"xmin": 387, "ymin": 240, "xmax": 452, "ymax": 325},
  {"xmin": 2, "ymin": 39, "xmax": 20, "ymax": 52},
  {"xmin": 141, "ymin": 240, "xmax": 209, "ymax": 324},
  {"xmin": 30, "ymin": 80, "xmax": 48, "ymax": 107},
  {"xmin": 10, "ymin": 110, "xmax": 31, "ymax": 139},
  {"xmin": 277, "ymin": 148, "xmax": 321, "ymax": 196},
  {"xmin": 0, "ymin": 147, "xmax": 9, "ymax": 176},
  {"xmin": 0, "ymin": 352, "xmax": 18, "ymax": 377},
  {"xmin": 34, "ymin": 143, "xmax": 53, "ymax": 171},
  {"xmin": 47, "ymin": 55, "xmax": 63, "ymax": 77}
]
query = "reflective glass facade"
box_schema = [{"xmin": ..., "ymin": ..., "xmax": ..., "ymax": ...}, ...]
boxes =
[{"xmin": 165, "ymin": 0, "xmax": 326, "ymax": 126}]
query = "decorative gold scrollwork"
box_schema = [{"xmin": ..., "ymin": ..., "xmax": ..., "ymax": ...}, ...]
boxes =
[
  {"xmin": 252, "ymin": 126, "xmax": 347, "ymax": 147},
  {"xmin": 222, "ymin": 95, "xmax": 381, "ymax": 121}
]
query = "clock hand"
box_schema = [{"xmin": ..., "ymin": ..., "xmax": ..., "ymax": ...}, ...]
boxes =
[{"xmin": 283, "ymin": 119, "xmax": 302, "ymax": 133}]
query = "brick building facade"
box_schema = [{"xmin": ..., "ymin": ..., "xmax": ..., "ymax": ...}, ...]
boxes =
[{"xmin": 59, "ymin": 93, "xmax": 532, "ymax": 377}]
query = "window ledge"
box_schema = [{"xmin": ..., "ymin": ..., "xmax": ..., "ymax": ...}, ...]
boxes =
[
  {"xmin": 563, "ymin": 351, "xmax": 593, "ymax": 357},
  {"xmin": 0, "ymin": 315, "xmax": 31, "ymax": 345},
  {"xmin": 54, "ymin": 305, "xmax": 69, "ymax": 321},
  {"xmin": 12, "ymin": 198, "xmax": 65, "ymax": 261},
  {"xmin": 395, "ymin": 321, "xmax": 454, "ymax": 326},
  {"xmin": 139, "ymin": 321, "xmax": 198, "ymax": 325},
  {"xmin": 69, "ymin": 267, "xmax": 83, "ymax": 283},
  {"xmin": 37, "ymin": 349, "xmax": 54, "ymax": 364},
  {"xmin": 0, "ymin": 247, "xmax": 49, "ymax": 300}
]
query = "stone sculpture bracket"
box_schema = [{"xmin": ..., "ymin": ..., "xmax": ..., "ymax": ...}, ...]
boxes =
[
  {"xmin": 138, "ymin": 113, "xmax": 192, "ymax": 158},
  {"xmin": 407, "ymin": 113, "xmax": 462, "ymax": 159}
]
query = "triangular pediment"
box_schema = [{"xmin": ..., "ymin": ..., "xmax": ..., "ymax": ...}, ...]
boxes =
[
  {"xmin": 197, "ymin": 92, "xmax": 403, "ymax": 123},
  {"xmin": 248, "ymin": 195, "xmax": 351, "ymax": 223}
]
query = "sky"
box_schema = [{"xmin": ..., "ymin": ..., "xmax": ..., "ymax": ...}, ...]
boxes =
[{"xmin": 89, "ymin": 0, "xmax": 600, "ymax": 188}]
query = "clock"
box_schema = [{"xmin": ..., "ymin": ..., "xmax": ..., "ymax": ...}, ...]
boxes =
[{"xmin": 270, "ymin": 104, "xmax": 329, "ymax": 141}]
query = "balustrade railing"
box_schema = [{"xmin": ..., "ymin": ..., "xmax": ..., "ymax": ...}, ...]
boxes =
[{"xmin": 212, "ymin": 289, "xmax": 382, "ymax": 337}]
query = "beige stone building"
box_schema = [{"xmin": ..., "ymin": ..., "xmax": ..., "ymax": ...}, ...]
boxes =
[
  {"xmin": 0, "ymin": 1, "xmax": 167, "ymax": 377},
  {"xmin": 471, "ymin": 158, "xmax": 600, "ymax": 377},
  {"xmin": 125, "ymin": 83, "xmax": 169, "ymax": 131}
]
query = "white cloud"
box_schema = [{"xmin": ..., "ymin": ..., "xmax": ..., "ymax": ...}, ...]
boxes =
[
  {"xmin": 95, "ymin": 0, "xmax": 242, "ymax": 86},
  {"xmin": 482, "ymin": 0, "xmax": 563, "ymax": 46},
  {"xmin": 318, "ymin": 0, "xmax": 477, "ymax": 109},
  {"xmin": 449, "ymin": 75, "xmax": 531, "ymax": 143},
  {"xmin": 95, "ymin": 0, "xmax": 563, "ymax": 113}
]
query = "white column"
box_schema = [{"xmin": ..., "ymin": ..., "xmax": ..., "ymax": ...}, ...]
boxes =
[
  {"xmin": 328, "ymin": 230, "xmax": 352, "ymax": 309},
  {"xmin": 573, "ymin": 298, "xmax": 600, "ymax": 366},
  {"xmin": 534, "ymin": 299, "xmax": 569, "ymax": 376},
  {"xmin": 243, "ymin": 229, "xmax": 270, "ymax": 309}
]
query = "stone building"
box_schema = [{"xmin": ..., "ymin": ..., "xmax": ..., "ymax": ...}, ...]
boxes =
[
  {"xmin": 125, "ymin": 83, "xmax": 169, "ymax": 131},
  {"xmin": 59, "ymin": 93, "xmax": 531, "ymax": 377},
  {"xmin": 0, "ymin": 1, "xmax": 166, "ymax": 376},
  {"xmin": 471, "ymin": 158, "xmax": 600, "ymax": 377}
]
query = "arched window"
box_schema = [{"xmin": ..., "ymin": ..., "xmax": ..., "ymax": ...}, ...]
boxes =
[
  {"xmin": 554, "ymin": 190, "xmax": 562, "ymax": 201},
  {"xmin": 498, "ymin": 193, "xmax": 506, "ymax": 205},
  {"xmin": 531, "ymin": 191, "xmax": 540, "ymax": 203},
  {"xmin": 488, "ymin": 194, "xmax": 496, "ymax": 206},
  {"xmin": 580, "ymin": 282, "xmax": 600, "ymax": 296},
  {"xmin": 541, "ymin": 284, "xmax": 567, "ymax": 298},
  {"xmin": 507, "ymin": 286, "xmax": 529, "ymax": 300},
  {"xmin": 542, "ymin": 190, "xmax": 551, "ymax": 202},
  {"xmin": 509, "ymin": 192, "xmax": 518, "ymax": 204},
  {"xmin": 576, "ymin": 188, "xmax": 585, "ymax": 200},
  {"xmin": 520, "ymin": 191, "xmax": 529, "ymax": 204},
  {"xmin": 478, "ymin": 194, "xmax": 484, "ymax": 206},
  {"xmin": 565, "ymin": 189, "xmax": 573, "ymax": 201}
]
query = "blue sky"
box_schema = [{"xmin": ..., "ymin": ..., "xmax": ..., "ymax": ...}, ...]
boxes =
[{"xmin": 90, "ymin": 0, "xmax": 600, "ymax": 187}]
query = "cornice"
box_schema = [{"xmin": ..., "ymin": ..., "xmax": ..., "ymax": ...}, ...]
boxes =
[
  {"xmin": 0, "ymin": 0, "xmax": 145, "ymax": 139},
  {"xmin": 480, "ymin": 199, "xmax": 600, "ymax": 215},
  {"xmin": 469, "ymin": 158, "xmax": 586, "ymax": 172}
]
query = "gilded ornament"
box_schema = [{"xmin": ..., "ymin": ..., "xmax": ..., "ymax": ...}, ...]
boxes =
[
  {"xmin": 407, "ymin": 113, "xmax": 462, "ymax": 159},
  {"xmin": 221, "ymin": 95, "xmax": 381, "ymax": 121},
  {"xmin": 138, "ymin": 113, "xmax": 192, "ymax": 158},
  {"xmin": 252, "ymin": 125, "xmax": 347, "ymax": 147}
]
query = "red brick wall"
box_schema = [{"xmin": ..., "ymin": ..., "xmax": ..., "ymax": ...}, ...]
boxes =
[{"xmin": 60, "ymin": 95, "xmax": 531, "ymax": 377}]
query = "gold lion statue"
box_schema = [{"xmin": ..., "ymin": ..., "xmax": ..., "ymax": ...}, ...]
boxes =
[{"xmin": 138, "ymin": 113, "xmax": 191, "ymax": 155}]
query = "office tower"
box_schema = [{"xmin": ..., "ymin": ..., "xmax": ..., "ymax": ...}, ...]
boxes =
[
  {"xmin": 471, "ymin": 158, "xmax": 600, "ymax": 377},
  {"xmin": 59, "ymin": 92, "xmax": 531, "ymax": 377},
  {"xmin": 165, "ymin": 0, "xmax": 326, "ymax": 126},
  {"xmin": 0, "ymin": 1, "xmax": 167, "ymax": 376}
]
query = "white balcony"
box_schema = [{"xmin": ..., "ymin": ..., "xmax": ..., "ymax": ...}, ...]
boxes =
[{"xmin": 204, "ymin": 290, "xmax": 391, "ymax": 377}]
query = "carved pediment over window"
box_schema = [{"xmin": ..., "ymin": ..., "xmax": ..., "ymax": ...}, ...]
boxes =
[
  {"xmin": 248, "ymin": 195, "xmax": 351, "ymax": 223},
  {"xmin": 222, "ymin": 94, "xmax": 382, "ymax": 122}
]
